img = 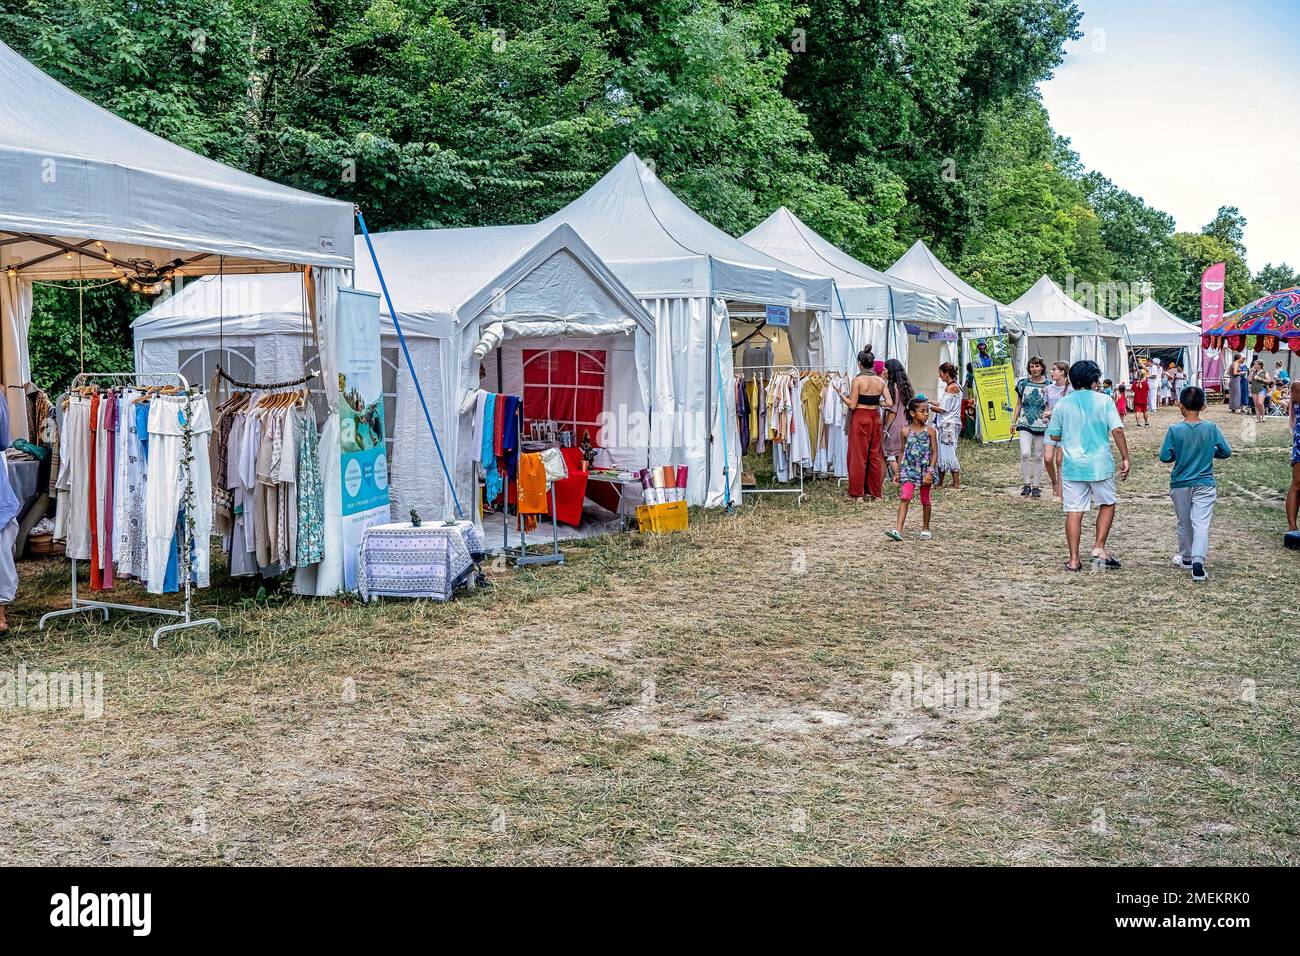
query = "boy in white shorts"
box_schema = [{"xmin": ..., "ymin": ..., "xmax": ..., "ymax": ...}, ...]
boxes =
[{"xmin": 1047, "ymin": 360, "xmax": 1132, "ymax": 572}]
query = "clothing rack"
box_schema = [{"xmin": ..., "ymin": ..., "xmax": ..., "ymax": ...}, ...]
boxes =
[
  {"xmin": 216, "ymin": 365, "xmax": 319, "ymax": 391},
  {"xmin": 736, "ymin": 365, "xmax": 850, "ymax": 505},
  {"xmin": 38, "ymin": 371, "xmax": 221, "ymax": 649},
  {"xmin": 484, "ymin": 399, "xmax": 563, "ymax": 566}
]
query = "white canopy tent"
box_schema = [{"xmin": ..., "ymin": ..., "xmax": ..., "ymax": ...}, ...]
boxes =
[
  {"xmin": 541, "ymin": 153, "xmax": 834, "ymax": 506},
  {"xmin": 0, "ymin": 38, "xmax": 356, "ymax": 593},
  {"xmin": 887, "ymin": 240, "xmax": 1032, "ymax": 377},
  {"xmin": 1116, "ymin": 298, "xmax": 1203, "ymax": 386},
  {"xmin": 1010, "ymin": 276, "xmax": 1129, "ymax": 384},
  {"xmin": 136, "ymin": 223, "xmax": 656, "ymax": 531},
  {"xmin": 740, "ymin": 207, "xmax": 962, "ymax": 398}
]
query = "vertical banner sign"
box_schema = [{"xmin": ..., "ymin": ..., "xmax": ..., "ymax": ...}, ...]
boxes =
[
  {"xmin": 337, "ymin": 288, "xmax": 389, "ymax": 590},
  {"xmin": 970, "ymin": 334, "xmax": 1015, "ymax": 442},
  {"xmin": 1201, "ymin": 262, "xmax": 1226, "ymax": 391}
]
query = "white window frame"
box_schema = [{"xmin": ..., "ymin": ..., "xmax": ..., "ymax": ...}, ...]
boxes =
[{"xmin": 522, "ymin": 348, "xmax": 607, "ymax": 436}]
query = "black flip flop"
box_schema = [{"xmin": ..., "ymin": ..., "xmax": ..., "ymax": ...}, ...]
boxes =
[
  {"xmin": 1092, "ymin": 555, "xmax": 1122, "ymax": 569},
  {"xmin": 1064, "ymin": 562, "xmax": 1082, "ymax": 572}
]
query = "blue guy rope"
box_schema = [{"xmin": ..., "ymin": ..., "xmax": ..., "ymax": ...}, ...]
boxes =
[
  {"xmin": 706, "ymin": 257, "xmax": 733, "ymax": 512},
  {"xmin": 355, "ymin": 207, "xmax": 464, "ymax": 519}
]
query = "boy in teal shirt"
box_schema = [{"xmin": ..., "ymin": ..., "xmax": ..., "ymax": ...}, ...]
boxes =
[
  {"xmin": 1159, "ymin": 385, "xmax": 1231, "ymax": 582},
  {"xmin": 1047, "ymin": 360, "xmax": 1131, "ymax": 572}
]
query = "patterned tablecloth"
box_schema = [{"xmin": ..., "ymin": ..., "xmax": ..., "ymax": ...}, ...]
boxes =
[{"xmin": 358, "ymin": 521, "xmax": 484, "ymax": 601}]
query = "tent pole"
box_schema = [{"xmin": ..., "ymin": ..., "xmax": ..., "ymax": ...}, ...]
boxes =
[
  {"xmin": 886, "ymin": 286, "xmax": 897, "ymax": 360},
  {"xmin": 706, "ymin": 256, "xmax": 732, "ymax": 512}
]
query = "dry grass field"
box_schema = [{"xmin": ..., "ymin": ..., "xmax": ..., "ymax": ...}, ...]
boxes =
[{"xmin": 1, "ymin": 402, "xmax": 1296, "ymax": 865}]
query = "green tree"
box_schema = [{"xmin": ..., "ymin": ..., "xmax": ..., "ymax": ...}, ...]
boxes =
[
  {"xmin": 954, "ymin": 97, "xmax": 1114, "ymax": 303},
  {"xmin": 1163, "ymin": 232, "xmax": 1256, "ymax": 320},
  {"xmin": 784, "ymin": 0, "xmax": 1082, "ymax": 248},
  {"xmin": 1201, "ymin": 205, "xmax": 1248, "ymax": 255},
  {"xmin": 1081, "ymin": 172, "xmax": 1181, "ymax": 295},
  {"xmin": 1254, "ymin": 262, "xmax": 1300, "ymax": 294}
]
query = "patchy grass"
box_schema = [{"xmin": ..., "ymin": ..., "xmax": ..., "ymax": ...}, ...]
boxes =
[{"xmin": 0, "ymin": 404, "xmax": 1296, "ymax": 865}]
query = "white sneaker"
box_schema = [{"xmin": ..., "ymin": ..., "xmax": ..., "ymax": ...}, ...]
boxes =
[
  {"xmin": 1191, "ymin": 562, "xmax": 1209, "ymax": 583},
  {"xmin": 1171, "ymin": 554, "xmax": 1192, "ymax": 570}
]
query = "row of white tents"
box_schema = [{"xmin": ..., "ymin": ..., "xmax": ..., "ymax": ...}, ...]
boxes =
[
  {"xmin": 0, "ymin": 39, "xmax": 1204, "ymax": 534},
  {"xmin": 135, "ymin": 152, "xmax": 1205, "ymax": 517}
]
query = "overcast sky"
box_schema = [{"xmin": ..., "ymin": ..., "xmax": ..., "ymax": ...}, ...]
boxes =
[{"xmin": 1038, "ymin": 0, "xmax": 1298, "ymax": 272}]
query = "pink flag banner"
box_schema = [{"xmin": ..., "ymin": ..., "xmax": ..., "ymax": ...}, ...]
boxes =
[{"xmin": 1201, "ymin": 262, "xmax": 1226, "ymax": 390}]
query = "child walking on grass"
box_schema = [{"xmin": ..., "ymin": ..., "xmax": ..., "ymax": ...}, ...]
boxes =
[
  {"xmin": 886, "ymin": 398, "xmax": 938, "ymax": 541},
  {"xmin": 1159, "ymin": 386, "xmax": 1231, "ymax": 583}
]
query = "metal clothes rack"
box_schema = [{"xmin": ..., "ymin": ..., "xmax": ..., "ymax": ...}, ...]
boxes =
[
  {"xmin": 736, "ymin": 364, "xmax": 851, "ymax": 505},
  {"xmin": 39, "ymin": 372, "xmax": 220, "ymax": 649},
  {"xmin": 489, "ymin": 400, "xmax": 563, "ymax": 567}
]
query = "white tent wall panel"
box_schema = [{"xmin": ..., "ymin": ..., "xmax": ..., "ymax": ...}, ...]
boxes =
[
  {"xmin": 1028, "ymin": 335, "xmax": 1077, "ymax": 371},
  {"xmin": 642, "ymin": 296, "xmax": 739, "ymax": 508}
]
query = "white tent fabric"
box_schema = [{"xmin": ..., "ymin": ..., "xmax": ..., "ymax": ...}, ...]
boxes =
[
  {"xmin": 740, "ymin": 207, "xmax": 960, "ymax": 373},
  {"xmin": 135, "ymin": 223, "xmax": 657, "ymax": 538},
  {"xmin": 886, "ymin": 239, "xmax": 1031, "ymax": 383},
  {"xmin": 1117, "ymin": 298, "xmax": 1201, "ymax": 345},
  {"xmin": 0, "ymin": 40, "xmax": 353, "ymax": 274},
  {"xmin": 1117, "ymin": 298, "xmax": 1203, "ymax": 387},
  {"xmin": 887, "ymin": 240, "xmax": 1030, "ymax": 333},
  {"xmin": 541, "ymin": 155, "xmax": 832, "ymax": 308},
  {"xmin": 542, "ymin": 154, "xmax": 835, "ymax": 506},
  {"xmin": 0, "ymin": 38, "xmax": 354, "ymax": 441},
  {"xmin": 1010, "ymin": 275, "xmax": 1129, "ymax": 383}
]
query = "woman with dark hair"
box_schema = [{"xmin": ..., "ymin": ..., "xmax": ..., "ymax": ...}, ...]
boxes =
[
  {"xmin": 928, "ymin": 362, "xmax": 963, "ymax": 489},
  {"xmin": 1227, "ymin": 353, "xmax": 1245, "ymax": 413},
  {"xmin": 882, "ymin": 358, "xmax": 914, "ymax": 484},
  {"xmin": 1012, "ymin": 356, "xmax": 1049, "ymax": 498},
  {"xmin": 1248, "ymin": 358, "xmax": 1271, "ymax": 423},
  {"xmin": 837, "ymin": 347, "xmax": 889, "ymax": 500}
]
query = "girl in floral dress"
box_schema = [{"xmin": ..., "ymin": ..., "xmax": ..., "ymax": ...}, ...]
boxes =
[{"xmin": 886, "ymin": 398, "xmax": 939, "ymax": 541}]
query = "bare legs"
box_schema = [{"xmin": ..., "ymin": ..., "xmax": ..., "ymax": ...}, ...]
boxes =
[
  {"xmin": 1064, "ymin": 503, "xmax": 1116, "ymax": 570},
  {"xmin": 1044, "ymin": 445, "xmax": 1061, "ymax": 499},
  {"xmin": 1288, "ymin": 462, "xmax": 1300, "ymax": 532}
]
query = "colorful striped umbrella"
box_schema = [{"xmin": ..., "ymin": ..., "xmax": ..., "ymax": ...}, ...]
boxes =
[{"xmin": 1202, "ymin": 286, "xmax": 1300, "ymax": 353}]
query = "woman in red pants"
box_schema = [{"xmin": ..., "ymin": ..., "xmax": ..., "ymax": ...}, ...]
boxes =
[{"xmin": 838, "ymin": 347, "xmax": 889, "ymax": 500}]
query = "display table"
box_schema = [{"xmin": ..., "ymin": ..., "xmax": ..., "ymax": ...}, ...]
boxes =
[{"xmin": 358, "ymin": 521, "xmax": 484, "ymax": 602}]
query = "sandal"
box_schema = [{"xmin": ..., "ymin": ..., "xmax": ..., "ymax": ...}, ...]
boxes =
[
  {"xmin": 885, "ymin": 529, "xmax": 903, "ymax": 541},
  {"xmin": 1064, "ymin": 561, "xmax": 1082, "ymax": 572}
]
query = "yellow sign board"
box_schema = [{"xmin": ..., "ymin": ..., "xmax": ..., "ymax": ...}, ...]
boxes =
[{"xmin": 973, "ymin": 364, "xmax": 1016, "ymax": 443}]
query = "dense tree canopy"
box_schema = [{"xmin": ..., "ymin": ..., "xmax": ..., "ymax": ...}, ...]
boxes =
[{"xmin": 0, "ymin": 0, "xmax": 1275, "ymax": 390}]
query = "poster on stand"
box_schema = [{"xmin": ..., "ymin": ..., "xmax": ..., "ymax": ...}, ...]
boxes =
[
  {"xmin": 970, "ymin": 334, "xmax": 1015, "ymax": 443},
  {"xmin": 337, "ymin": 287, "xmax": 390, "ymax": 590}
]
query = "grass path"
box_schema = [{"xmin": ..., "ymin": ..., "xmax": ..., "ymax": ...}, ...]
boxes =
[{"xmin": 1, "ymin": 404, "xmax": 1296, "ymax": 865}]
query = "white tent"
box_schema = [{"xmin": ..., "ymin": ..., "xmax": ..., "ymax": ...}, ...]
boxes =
[
  {"xmin": 135, "ymin": 223, "xmax": 656, "ymax": 529},
  {"xmin": 1010, "ymin": 276, "xmax": 1129, "ymax": 383},
  {"xmin": 1117, "ymin": 298, "xmax": 1203, "ymax": 386},
  {"xmin": 740, "ymin": 207, "xmax": 962, "ymax": 398},
  {"xmin": 887, "ymin": 239, "xmax": 1032, "ymax": 377},
  {"xmin": 541, "ymin": 153, "xmax": 834, "ymax": 506},
  {"xmin": 0, "ymin": 38, "xmax": 356, "ymax": 593}
]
